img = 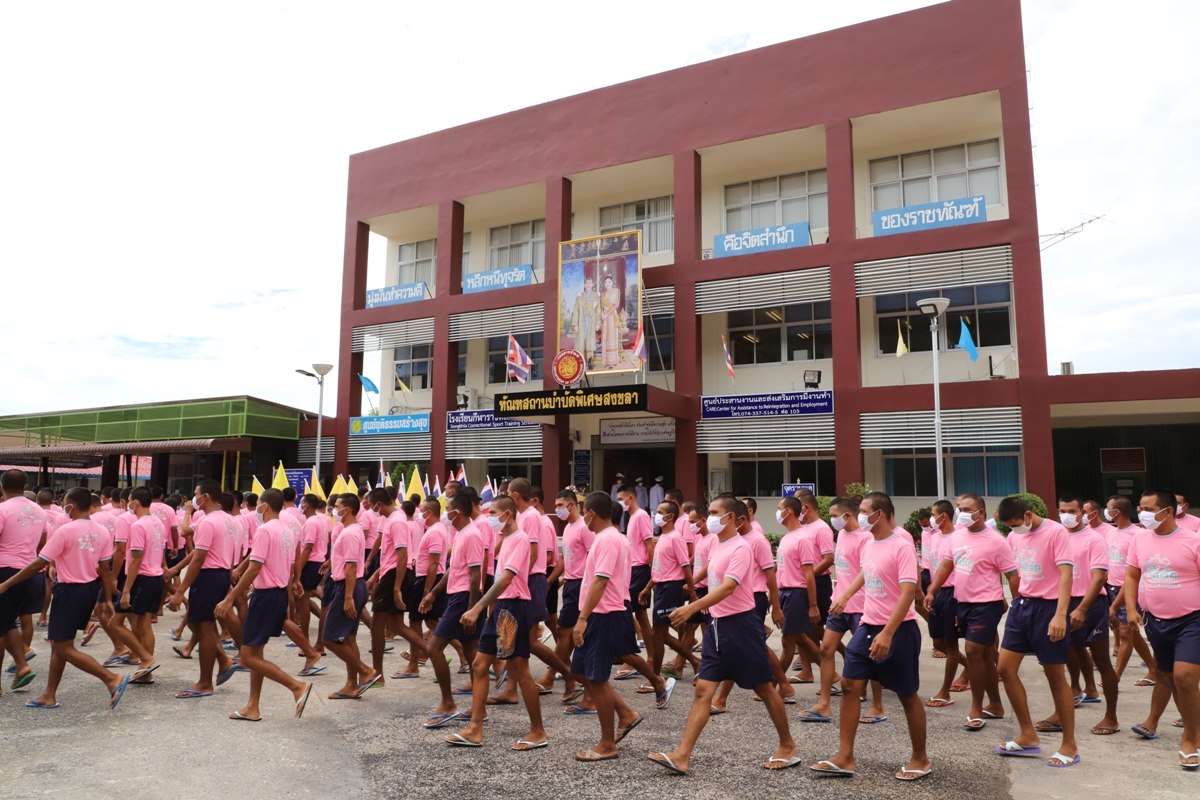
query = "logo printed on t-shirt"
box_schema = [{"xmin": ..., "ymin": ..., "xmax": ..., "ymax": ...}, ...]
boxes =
[
  {"xmin": 862, "ymin": 562, "xmax": 884, "ymax": 597},
  {"xmin": 1143, "ymin": 554, "xmax": 1179, "ymax": 588},
  {"xmin": 952, "ymin": 545, "xmax": 976, "ymax": 574},
  {"xmin": 1014, "ymin": 544, "xmax": 1043, "ymax": 580},
  {"xmin": 1108, "ymin": 544, "xmax": 1126, "ymax": 569}
]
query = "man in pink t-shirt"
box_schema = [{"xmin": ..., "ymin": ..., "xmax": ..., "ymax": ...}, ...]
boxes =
[
  {"xmin": 537, "ymin": 489, "xmax": 594, "ymax": 701},
  {"xmin": 1103, "ymin": 495, "xmax": 1160, "ymax": 685},
  {"xmin": 1125, "ymin": 489, "xmax": 1200, "ymax": 761},
  {"xmin": 774, "ymin": 496, "xmax": 821, "ymax": 707},
  {"xmin": 1176, "ymin": 494, "xmax": 1200, "ymax": 533},
  {"xmin": 815, "ymin": 492, "xmax": 929, "ymax": 781},
  {"xmin": 570, "ymin": 491, "xmax": 650, "ymax": 761},
  {"xmin": 115, "ymin": 488, "xmax": 167, "ymax": 674},
  {"xmin": 649, "ymin": 496, "xmax": 799, "ymax": 776},
  {"xmin": 0, "ymin": 487, "xmax": 130, "ymax": 710},
  {"xmin": 294, "ymin": 494, "xmax": 330, "ymax": 656},
  {"xmin": 637, "ymin": 501, "xmax": 698, "ymax": 678},
  {"xmin": 920, "ymin": 499, "xmax": 966, "ymax": 708},
  {"xmin": 412, "ymin": 500, "xmax": 449, "ymax": 627},
  {"xmin": 786, "ymin": 494, "xmax": 836, "ymax": 681},
  {"xmin": 215, "ymin": 488, "xmax": 313, "ymax": 720},
  {"xmin": 926, "ymin": 493, "xmax": 1016, "ymax": 730},
  {"xmin": 322, "ymin": 493, "xmax": 378, "ymax": 700},
  {"xmin": 0, "ymin": 469, "xmax": 49, "ymax": 685},
  {"xmin": 364, "ymin": 487, "xmax": 426, "ymax": 682},
  {"xmin": 995, "ymin": 496, "xmax": 1078, "ymax": 767}
]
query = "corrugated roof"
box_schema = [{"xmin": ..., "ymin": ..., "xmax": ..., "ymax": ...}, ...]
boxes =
[{"xmin": 0, "ymin": 437, "xmax": 252, "ymax": 458}]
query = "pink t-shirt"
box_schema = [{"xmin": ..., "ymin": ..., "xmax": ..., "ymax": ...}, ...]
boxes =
[
  {"xmin": 446, "ymin": 524, "xmax": 484, "ymax": 595},
  {"xmin": 377, "ymin": 510, "xmax": 410, "ymax": 576},
  {"xmin": 114, "ymin": 511, "xmax": 134, "ymax": 548},
  {"xmin": 706, "ymin": 534, "xmax": 756, "ymax": 617},
  {"xmin": 742, "ymin": 529, "xmax": 775, "ymax": 593},
  {"xmin": 540, "ymin": 514, "xmax": 558, "ymax": 569},
  {"xmin": 239, "ymin": 507, "xmax": 259, "ymax": 549},
  {"xmin": 1177, "ymin": 514, "xmax": 1200, "ymax": 533},
  {"xmin": 91, "ymin": 510, "xmax": 119, "ymax": 549},
  {"xmin": 230, "ymin": 514, "xmax": 249, "ymax": 562},
  {"xmin": 1009, "ymin": 519, "xmax": 1073, "ymax": 601},
  {"xmin": 39, "ymin": 518, "xmax": 113, "ymax": 584},
  {"xmin": 301, "ymin": 515, "xmax": 330, "ymax": 564},
  {"xmin": 0, "ymin": 497, "xmax": 48, "ymax": 569},
  {"xmin": 1068, "ymin": 527, "xmax": 1109, "ymax": 597},
  {"xmin": 945, "ymin": 527, "xmax": 1016, "ymax": 603},
  {"xmin": 331, "ymin": 523, "xmax": 365, "ymax": 582},
  {"xmin": 927, "ymin": 530, "xmax": 958, "ymax": 588},
  {"xmin": 582, "ymin": 526, "xmax": 631, "ymax": 613},
  {"xmin": 860, "ymin": 529, "xmax": 919, "ymax": 626},
  {"xmin": 1126, "ymin": 527, "xmax": 1200, "ymax": 619},
  {"xmin": 45, "ymin": 507, "xmax": 70, "ymax": 534},
  {"xmin": 249, "ymin": 518, "xmax": 295, "ymax": 589},
  {"xmin": 1106, "ymin": 525, "xmax": 1137, "ymax": 587},
  {"xmin": 193, "ymin": 509, "xmax": 240, "ymax": 570},
  {"xmin": 128, "ymin": 515, "xmax": 167, "ymax": 577},
  {"xmin": 626, "ymin": 508, "xmax": 654, "ymax": 568},
  {"xmin": 651, "ymin": 530, "xmax": 690, "ymax": 583},
  {"xmin": 415, "ymin": 522, "xmax": 448, "ymax": 577},
  {"xmin": 919, "ymin": 526, "xmax": 933, "ymax": 570},
  {"xmin": 675, "ymin": 515, "xmax": 694, "ymax": 547},
  {"xmin": 560, "ymin": 518, "xmax": 594, "ymax": 581},
  {"xmin": 693, "ymin": 532, "xmax": 717, "ymax": 579},
  {"xmin": 406, "ymin": 520, "xmax": 424, "ymax": 567},
  {"xmin": 776, "ymin": 528, "xmax": 818, "ymax": 589},
  {"xmin": 355, "ymin": 507, "xmax": 379, "ymax": 548},
  {"xmin": 474, "ymin": 515, "xmax": 496, "ymax": 577},
  {"xmin": 516, "ymin": 506, "xmax": 544, "ymax": 575},
  {"xmin": 797, "ymin": 519, "xmax": 836, "ymax": 575},
  {"xmin": 496, "ymin": 529, "xmax": 532, "ymax": 601},
  {"xmin": 833, "ymin": 528, "xmax": 871, "ymax": 614},
  {"xmin": 149, "ymin": 502, "xmax": 178, "ymax": 548}
]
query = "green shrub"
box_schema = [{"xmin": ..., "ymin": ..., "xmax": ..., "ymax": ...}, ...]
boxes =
[
  {"xmin": 903, "ymin": 508, "xmax": 924, "ymax": 539},
  {"xmin": 994, "ymin": 492, "xmax": 1049, "ymax": 534}
]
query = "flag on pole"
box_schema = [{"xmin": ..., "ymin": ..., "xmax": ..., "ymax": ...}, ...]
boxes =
[
  {"xmin": 406, "ymin": 466, "xmax": 425, "ymax": 502},
  {"xmin": 505, "ymin": 334, "xmax": 534, "ymax": 384},
  {"xmin": 633, "ymin": 324, "xmax": 647, "ymax": 367},
  {"xmin": 430, "ymin": 475, "xmax": 441, "ymax": 500},
  {"xmin": 346, "ymin": 475, "xmax": 359, "ymax": 495},
  {"xmin": 480, "ymin": 475, "xmax": 494, "ymax": 509},
  {"xmin": 329, "ymin": 474, "xmax": 348, "ymax": 497},
  {"xmin": 271, "ymin": 461, "xmax": 289, "ymax": 490},
  {"xmin": 358, "ymin": 374, "xmax": 380, "ymax": 394},
  {"xmin": 895, "ymin": 319, "xmax": 909, "ymax": 357},
  {"xmin": 384, "ymin": 468, "xmax": 393, "ymax": 489},
  {"xmin": 447, "ymin": 470, "xmax": 455, "ymax": 487},
  {"xmin": 396, "ymin": 376, "xmax": 411, "ymax": 394},
  {"xmin": 422, "ymin": 472, "xmax": 431, "ymax": 497},
  {"xmin": 303, "ymin": 479, "xmax": 312, "ymax": 495},
  {"xmin": 310, "ymin": 465, "xmax": 327, "ymax": 502},
  {"xmin": 251, "ymin": 476, "xmax": 266, "ymax": 495},
  {"xmin": 456, "ymin": 464, "xmax": 467, "ymax": 486},
  {"xmin": 721, "ymin": 335, "xmax": 736, "ymax": 378},
  {"xmin": 958, "ymin": 317, "xmax": 979, "ymax": 362},
  {"xmin": 378, "ymin": 459, "xmax": 387, "ymax": 490}
]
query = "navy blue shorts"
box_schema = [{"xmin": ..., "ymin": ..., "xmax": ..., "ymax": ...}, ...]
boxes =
[
  {"xmin": 406, "ymin": 572, "xmax": 446, "ymax": 622},
  {"xmin": 815, "ymin": 573, "xmax": 833, "ymax": 623},
  {"xmin": 629, "ymin": 565, "xmax": 651, "ymax": 611},
  {"xmin": 366, "ymin": 550, "xmax": 380, "ymax": 579},
  {"xmin": 188, "ymin": 568, "xmax": 231, "ymax": 623},
  {"xmin": 920, "ymin": 569, "xmax": 932, "ymax": 595},
  {"xmin": 1105, "ymin": 584, "xmax": 1133, "ymax": 624},
  {"xmin": 324, "ymin": 578, "xmax": 367, "ymax": 643},
  {"xmin": 571, "ymin": 609, "xmax": 638, "ymax": 682},
  {"xmin": 557, "ymin": 578, "xmax": 582, "ymax": 629},
  {"xmin": 166, "ymin": 548, "xmax": 187, "ymax": 569},
  {"xmin": 546, "ymin": 577, "xmax": 560, "ymax": 617},
  {"xmin": 955, "ymin": 600, "xmax": 1005, "ymax": 646},
  {"xmin": 1001, "ymin": 596, "xmax": 1068, "ymax": 665},
  {"xmin": 300, "ymin": 561, "xmax": 322, "ymax": 593},
  {"xmin": 372, "ymin": 568, "xmax": 402, "ymax": 614},
  {"xmin": 780, "ymin": 588, "xmax": 814, "ymax": 636},
  {"xmin": 20, "ymin": 571, "xmax": 47, "ymax": 617},
  {"xmin": 528, "ymin": 572, "xmax": 549, "ymax": 623},
  {"xmin": 843, "ymin": 619, "xmax": 922, "ymax": 696},
  {"xmin": 698, "ymin": 609, "xmax": 773, "ymax": 689},
  {"xmin": 433, "ymin": 591, "xmax": 477, "ymax": 643},
  {"xmin": 243, "ymin": 587, "xmax": 289, "ymax": 646},
  {"xmin": 927, "ymin": 587, "xmax": 959, "ymax": 642},
  {"xmin": 47, "ymin": 580, "xmax": 100, "ymax": 642},
  {"xmin": 1068, "ymin": 595, "xmax": 1110, "ymax": 647},
  {"xmin": 687, "ymin": 587, "xmax": 710, "ymax": 626},
  {"xmin": 1145, "ymin": 610, "xmax": 1200, "ymax": 673},
  {"xmin": 129, "ymin": 575, "xmax": 165, "ymax": 616},
  {"xmin": 825, "ymin": 611, "xmax": 861, "ymax": 635},
  {"xmin": 754, "ymin": 591, "xmax": 769, "ymax": 623},
  {"xmin": 0, "ymin": 567, "xmax": 35, "ymax": 633},
  {"xmin": 479, "ymin": 599, "xmax": 532, "ymax": 660},
  {"xmin": 652, "ymin": 580, "xmax": 684, "ymax": 627}
]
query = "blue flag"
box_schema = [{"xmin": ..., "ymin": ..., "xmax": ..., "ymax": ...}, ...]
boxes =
[
  {"xmin": 958, "ymin": 318, "xmax": 979, "ymax": 362},
  {"xmin": 358, "ymin": 374, "xmax": 380, "ymax": 394}
]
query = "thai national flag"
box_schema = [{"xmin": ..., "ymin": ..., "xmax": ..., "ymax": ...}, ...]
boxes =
[
  {"xmin": 633, "ymin": 324, "xmax": 647, "ymax": 367},
  {"xmin": 480, "ymin": 475, "xmax": 494, "ymax": 509},
  {"xmin": 721, "ymin": 335, "xmax": 736, "ymax": 378},
  {"xmin": 506, "ymin": 334, "xmax": 534, "ymax": 384},
  {"xmin": 456, "ymin": 464, "xmax": 468, "ymax": 486}
]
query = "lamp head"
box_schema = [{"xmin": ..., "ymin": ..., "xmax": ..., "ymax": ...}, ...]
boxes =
[
  {"xmin": 296, "ymin": 369, "xmax": 317, "ymax": 378},
  {"xmin": 915, "ymin": 297, "xmax": 950, "ymax": 318},
  {"xmin": 312, "ymin": 363, "xmax": 334, "ymax": 377}
]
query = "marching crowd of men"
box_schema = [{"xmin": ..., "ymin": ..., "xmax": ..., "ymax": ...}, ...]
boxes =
[{"xmin": 1, "ymin": 465, "xmax": 1199, "ymax": 777}]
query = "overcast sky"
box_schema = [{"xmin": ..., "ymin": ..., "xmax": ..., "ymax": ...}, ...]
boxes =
[{"xmin": 2, "ymin": 0, "xmax": 1197, "ymax": 418}]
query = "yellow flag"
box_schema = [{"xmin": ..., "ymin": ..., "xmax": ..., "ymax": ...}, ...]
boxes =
[
  {"xmin": 329, "ymin": 474, "xmax": 348, "ymax": 498},
  {"xmin": 383, "ymin": 469, "xmax": 393, "ymax": 488},
  {"xmin": 895, "ymin": 319, "xmax": 909, "ymax": 358},
  {"xmin": 406, "ymin": 465, "xmax": 425, "ymax": 503},
  {"xmin": 311, "ymin": 465, "xmax": 326, "ymax": 502},
  {"xmin": 397, "ymin": 377, "xmax": 411, "ymax": 394},
  {"xmin": 303, "ymin": 479, "xmax": 312, "ymax": 495},
  {"xmin": 271, "ymin": 461, "xmax": 289, "ymax": 490},
  {"xmin": 346, "ymin": 475, "xmax": 359, "ymax": 495},
  {"xmin": 250, "ymin": 476, "xmax": 266, "ymax": 495}
]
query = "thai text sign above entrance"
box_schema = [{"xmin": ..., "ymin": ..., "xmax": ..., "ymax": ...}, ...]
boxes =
[
  {"xmin": 600, "ymin": 417, "xmax": 676, "ymax": 445},
  {"xmin": 700, "ymin": 391, "xmax": 833, "ymax": 419},
  {"xmin": 446, "ymin": 409, "xmax": 538, "ymax": 431},
  {"xmin": 713, "ymin": 222, "xmax": 811, "ymax": 258},
  {"xmin": 350, "ymin": 414, "xmax": 431, "ymax": 436},
  {"xmin": 872, "ymin": 196, "xmax": 986, "ymax": 237},
  {"xmin": 495, "ymin": 384, "xmax": 648, "ymax": 417}
]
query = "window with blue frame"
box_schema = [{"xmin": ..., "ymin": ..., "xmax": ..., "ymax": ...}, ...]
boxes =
[{"xmin": 884, "ymin": 446, "xmax": 1020, "ymax": 496}]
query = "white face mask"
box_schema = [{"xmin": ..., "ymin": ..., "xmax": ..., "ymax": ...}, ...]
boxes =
[
  {"xmin": 689, "ymin": 522, "xmax": 701, "ymax": 534},
  {"xmin": 1103, "ymin": 508, "xmax": 1115, "ymax": 523},
  {"xmin": 555, "ymin": 507, "xmax": 570, "ymax": 521},
  {"xmin": 1059, "ymin": 513, "xmax": 1078, "ymax": 528},
  {"xmin": 488, "ymin": 515, "xmax": 504, "ymax": 531},
  {"xmin": 1009, "ymin": 517, "xmax": 1032, "ymax": 535},
  {"xmin": 653, "ymin": 513, "xmax": 665, "ymax": 528},
  {"xmin": 857, "ymin": 511, "xmax": 875, "ymax": 530},
  {"xmin": 255, "ymin": 511, "xmax": 264, "ymax": 523},
  {"xmin": 193, "ymin": 496, "xmax": 203, "ymax": 510},
  {"xmin": 956, "ymin": 511, "xmax": 976, "ymax": 527},
  {"xmin": 1176, "ymin": 505, "xmax": 1185, "ymax": 516},
  {"xmin": 706, "ymin": 514, "xmax": 725, "ymax": 534},
  {"xmin": 774, "ymin": 509, "xmax": 785, "ymax": 525},
  {"xmin": 830, "ymin": 514, "xmax": 846, "ymax": 532},
  {"xmin": 619, "ymin": 500, "xmax": 630, "ymax": 512},
  {"xmin": 1138, "ymin": 510, "xmax": 1165, "ymax": 531}
]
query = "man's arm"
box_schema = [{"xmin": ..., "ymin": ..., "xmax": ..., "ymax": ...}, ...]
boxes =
[
  {"xmin": 868, "ymin": 582, "xmax": 917, "ymax": 660},
  {"xmin": 925, "ymin": 558, "xmax": 955, "ymax": 608},
  {"xmin": 765, "ymin": 566, "xmax": 783, "ymax": 628},
  {"xmin": 1049, "ymin": 563, "xmax": 1073, "ymax": 641},
  {"xmin": 574, "ymin": 574, "xmax": 610, "ymax": 645},
  {"xmin": 122, "ymin": 550, "xmax": 144, "ymax": 604},
  {"xmin": 669, "ymin": 576, "xmax": 738, "ymax": 626},
  {"xmin": 1125, "ymin": 566, "xmax": 1143, "ymax": 626},
  {"xmin": 217, "ymin": 561, "xmax": 263, "ymax": 619},
  {"xmin": 828, "ymin": 573, "xmax": 865, "ymax": 615},
  {"xmin": 0, "ymin": 557, "xmax": 50, "ymax": 593},
  {"xmin": 814, "ymin": 552, "xmax": 834, "ymax": 575}
]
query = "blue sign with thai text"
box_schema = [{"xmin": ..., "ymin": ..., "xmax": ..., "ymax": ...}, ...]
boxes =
[
  {"xmin": 713, "ymin": 222, "xmax": 811, "ymax": 258},
  {"xmin": 462, "ymin": 265, "xmax": 534, "ymax": 294},
  {"xmin": 447, "ymin": 409, "xmax": 538, "ymax": 431},
  {"xmin": 700, "ymin": 391, "xmax": 833, "ymax": 419},
  {"xmin": 781, "ymin": 482, "xmax": 816, "ymax": 497},
  {"xmin": 872, "ymin": 196, "xmax": 987, "ymax": 237},
  {"xmin": 365, "ymin": 282, "xmax": 427, "ymax": 309},
  {"xmin": 349, "ymin": 414, "xmax": 431, "ymax": 436},
  {"xmin": 284, "ymin": 469, "xmax": 309, "ymax": 503}
]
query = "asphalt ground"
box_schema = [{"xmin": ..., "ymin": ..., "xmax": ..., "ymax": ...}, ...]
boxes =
[{"xmin": 0, "ymin": 616, "xmax": 1196, "ymax": 800}]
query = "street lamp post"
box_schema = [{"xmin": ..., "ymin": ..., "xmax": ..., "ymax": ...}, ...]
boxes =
[
  {"xmin": 916, "ymin": 298, "xmax": 950, "ymax": 499},
  {"xmin": 296, "ymin": 363, "xmax": 334, "ymax": 485}
]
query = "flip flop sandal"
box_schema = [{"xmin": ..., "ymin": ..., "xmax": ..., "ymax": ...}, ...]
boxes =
[
  {"xmin": 299, "ymin": 665, "xmax": 327, "ymax": 677},
  {"xmin": 328, "ymin": 691, "xmax": 362, "ymax": 700},
  {"xmin": 391, "ymin": 671, "xmax": 421, "ymax": 679},
  {"xmin": 655, "ymin": 677, "xmax": 677, "ymax": 710},
  {"xmin": 1133, "ymin": 678, "xmax": 1156, "ymax": 687},
  {"xmin": 896, "ymin": 766, "xmax": 933, "ymax": 781},
  {"xmin": 564, "ymin": 704, "xmax": 598, "ymax": 716},
  {"xmin": 1131, "ymin": 724, "xmax": 1158, "ymax": 740},
  {"xmin": 950, "ymin": 683, "xmax": 970, "ymax": 692},
  {"xmin": 798, "ymin": 709, "xmax": 831, "ymax": 722},
  {"xmin": 11, "ymin": 672, "xmax": 36, "ymax": 691},
  {"xmin": 1035, "ymin": 720, "xmax": 1063, "ymax": 733},
  {"xmin": 613, "ymin": 669, "xmax": 637, "ymax": 680},
  {"xmin": 982, "ymin": 709, "xmax": 1004, "ymax": 719},
  {"xmin": 765, "ymin": 755, "xmax": 803, "ymax": 769},
  {"xmin": 174, "ymin": 689, "xmax": 213, "ymax": 699},
  {"xmin": 615, "ymin": 715, "xmax": 643, "ymax": 743},
  {"xmin": 708, "ymin": 706, "xmax": 727, "ymax": 715},
  {"xmin": 423, "ymin": 712, "xmax": 463, "ymax": 729},
  {"xmin": 109, "ymin": 675, "xmax": 131, "ymax": 711},
  {"xmin": 636, "ymin": 684, "xmax": 656, "ymax": 694},
  {"xmin": 925, "ymin": 697, "xmax": 954, "ymax": 708},
  {"xmin": 809, "ymin": 759, "xmax": 854, "ymax": 776},
  {"xmin": 25, "ymin": 699, "xmax": 60, "ymax": 709},
  {"xmin": 1172, "ymin": 719, "xmax": 1185, "ymax": 728},
  {"xmin": 457, "ymin": 664, "xmax": 472, "ymax": 674},
  {"xmin": 172, "ymin": 646, "xmax": 192, "ymax": 660},
  {"xmin": 229, "ymin": 711, "xmax": 262, "ymax": 721},
  {"xmin": 576, "ymin": 749, "xmax": 619, "ymax": 762},
  {"xmin": 996, "ymin": 741, "xmax": 1041, "ymax": 757},
  {"xmin": 1090, "ymin": 725, "xmax": 1120, "ymax": 735},
  {"xmin": 294, "ymin": 684, "xmax": 313, "ymax": 718},
  {"xmin": 510, "ymin": 739, "xmax": 548, "ymax": 751},
  {"xmin": 561, "ymin": 688, "xmax": 584, "ymax": 704},
  {"xmin": 859, "ymin": 714, "xmax": 888, "ymax": 724},
  {"xmin": 1045, "ymin": 752, "xmax": 1080, "ymax": 768},
  {"xmin": 964, "ymin": 718, "xmax": 986, "ymax": 731},
  {"xmin": 647, "ymin": 752, "xmax": 688, "ymax": 775},
  {"xmin": 445, "ymin": 732, "xmax": 482, "ymax": 747},
  {"xmin": 1179, "ymin": 751, "xmax": 1200, "ymax": 770}
]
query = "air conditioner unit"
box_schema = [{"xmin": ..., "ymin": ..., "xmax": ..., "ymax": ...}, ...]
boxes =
[{"xmin": 1060, "ymin": 361, "xmax": 1074, "ymax": 375}]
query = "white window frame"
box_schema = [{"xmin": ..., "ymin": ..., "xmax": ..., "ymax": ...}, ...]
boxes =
[
  {"xmin": 393, "ymin": 344, "xmax": 433, "ymax": 391},
  {"xmin": 723, "ymin": 170, "xmax": 828, "ymax": 234},
  {"xmin": 599, "ymin": 196, "xmax": 674, "ymax": 253},
  {"xmin": 730, "ymin": 451, "xmax": 836, "ymax": 497},
  {"xmin": 727, "ymin": 301, "xmax": 833, "ymax": 367},
  {"xmin": 397, "ymin": 239, "xmax": 436, "ymax": 288},
  {"xmin": 874, "ymin": 282, "xmax": 1013, "ymax": 357},
  {"xmin": 869, "ymin": 138, "xmax": 1004, "ymax": 212},
  {"xmin": 488, "ymin": 219, "xmax": 545, "ymax": 276}
]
